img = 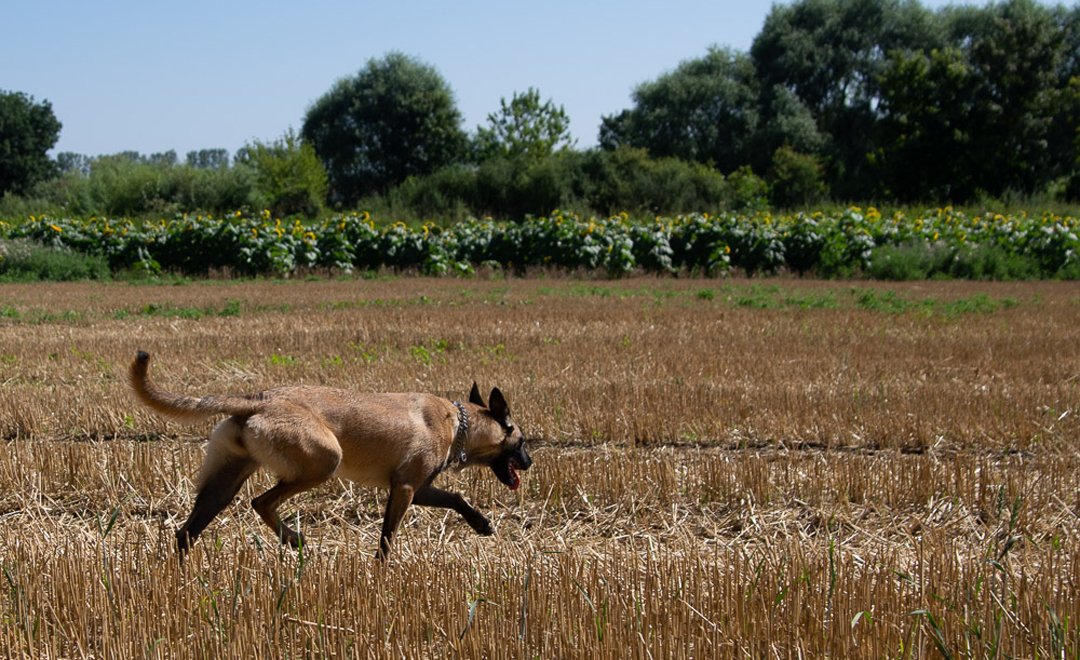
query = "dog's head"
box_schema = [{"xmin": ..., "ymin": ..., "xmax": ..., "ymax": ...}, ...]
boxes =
[{"xmin": 468, "ymin": 382, "xmax": 532, "ymax": 490}]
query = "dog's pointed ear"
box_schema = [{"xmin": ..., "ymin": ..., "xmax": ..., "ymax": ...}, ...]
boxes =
[
  {"xmin": 488, "ymin": 387, "xmax": 509, "ymax": 424},
  {"xmin": 469, "ymin": 382, "xmax": 486, "ymax": 407}
]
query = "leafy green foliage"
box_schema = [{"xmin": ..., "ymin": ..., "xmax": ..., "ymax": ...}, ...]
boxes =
[
  {"xmin": 185, "ymin": 149, "xmax": 230, "ymax": 170},
  {"xmin": 4, "ymin": 207, "xmax": 1077, "ymax": 280},
  {"xmin": 19, "ymin": 152, "xmax": 260, "ymax": 218},
  {"xmin": 0, "ymin": 239, "xmax": 110, "ymax": 282},
  {"xmin": 0, "ymin": 91, "xmax": 62, "ymax": 195},
  {"xmin": 724, "ymin": 166, "xmax": 769, "ymax": 213},
  {"xmin": 597, "ymin": 0, "xmax": 1077, "ymax": 203},
  {"xmin": 581, "ymin": 147, "xmax": 731, "ymax": 217},
  {"xmin": 873, "ymin": 47, "xmax": 979, "ymax": 201},
  {"xmin": 955, "ymin": 0, "xmax": 1066, "ymax": 196},
  {"xmin": 751, "ymin": 0, "xmax": 944, "ymax": 197},
  {"xmin": 766, "ymin": 145, "xmax": 828, "ymax": 209},
  {"xmin": 301, "ymin": 52, "xmax": 468, "ymax": 203},
  {"xmin": 236, "ymin": 129, "xmax": 328, "ymax": 218},
  {"xmin": 599, "ymin": 47, "xmax": 760, "ymax": 174},
  {"xmin": 474, "ymin": 88, "xmax": 574, "ymax": 161},
  {"xmin": 389, "ymin": 148, "xmax": 732, "ymax": 221},
  {"xmin": 875, "ymin": 1, "xmax": 1069, "ymax": 201}
]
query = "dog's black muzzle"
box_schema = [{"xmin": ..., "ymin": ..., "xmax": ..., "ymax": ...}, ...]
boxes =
[
  {"xmin": 514, "ymin": 443, "xmax": 532, "ymax": 471},
  {"xmin": 491, "ymin": 442, "xmax": 532, "ymax": 491}
]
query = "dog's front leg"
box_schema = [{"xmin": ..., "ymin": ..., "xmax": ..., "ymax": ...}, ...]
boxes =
[
  {"xmin": 376, "ymin": 483, "xmax": 415, "ymax": 561},
  {"xmin": 412, "ymin": 484, "xmax": 493, "ymax": 536}
]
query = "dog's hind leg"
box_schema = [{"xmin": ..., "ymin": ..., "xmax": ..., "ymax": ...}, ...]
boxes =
[
  {"xmin": 412, "ymin": 484, "xmax": 493, "ymax": 536},
  {"xmin": 177, "ymin": 417, "xmax": 258, "ymax": 554},
  {"xmin": 247, "ymin": 411, "xmax": 342, "ymax": 548},
  {"xmin": 251, "ymin": 476, "xmax": 331, "ymax": 548},
  {"xmin": 177, "ymin": 456, "xmax": 257, "ymax": 553}
]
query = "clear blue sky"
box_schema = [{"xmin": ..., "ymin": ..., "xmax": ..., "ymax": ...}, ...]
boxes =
[{"xmin": 7, "ymin": 0, "xmax": 976, "ymax": 159}]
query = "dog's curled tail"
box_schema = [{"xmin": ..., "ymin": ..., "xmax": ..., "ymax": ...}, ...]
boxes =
[{"xmin": 129, "ymin": 350, "xmax": 259, "ymax": 424}]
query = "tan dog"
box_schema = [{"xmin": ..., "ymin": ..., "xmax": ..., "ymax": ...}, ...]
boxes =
[{"xmin": 128, "ymin": 350, "xmax": 531, "ymax": 559}]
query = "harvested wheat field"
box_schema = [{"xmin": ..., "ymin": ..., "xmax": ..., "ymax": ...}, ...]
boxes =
[{"xmin": 0, "ymin": 276, "xmax": 1078, "ymax": 659}]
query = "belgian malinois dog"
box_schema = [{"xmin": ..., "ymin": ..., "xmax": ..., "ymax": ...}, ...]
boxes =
[{"xmin": 128, "ymin": 350, "xmax": 532, "ymax": 559}]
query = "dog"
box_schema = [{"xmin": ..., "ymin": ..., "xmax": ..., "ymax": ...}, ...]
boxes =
[{"xmin": 128, "ymin": 350, "xmax": 532, "ymax": 559}]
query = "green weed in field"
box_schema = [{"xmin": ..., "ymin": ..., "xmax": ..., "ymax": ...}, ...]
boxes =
[
  {"xmin": 348, "ymin": 341, "xmax": 379, "ymax": 363},
  {"xmin": 267, "ymin": 353, "xmax": 295, "ymax": 366}
]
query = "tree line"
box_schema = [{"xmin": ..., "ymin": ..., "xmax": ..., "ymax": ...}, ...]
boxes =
[
  {"xmin": 605, "ymin": 0, "xmax": 1080, "ymax": 204},
  {"xmin": 2, "ymin": 0, "xmax": 1078, "ymax": 222}
]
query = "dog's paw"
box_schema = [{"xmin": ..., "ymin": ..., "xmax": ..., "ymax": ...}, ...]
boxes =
[
  {"xmin": 283, "ymin": 531, "xmax": 306, "ymax": 549},
  {"xmin": 472, "ymin": 517, "xmax": 495, "ymax": 536},
  {"xmin": 175, "ymin": 529, "xmax": 192, "ymax": 553}
]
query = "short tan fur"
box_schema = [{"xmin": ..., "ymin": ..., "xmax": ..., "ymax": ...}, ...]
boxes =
[{"xmin": 128, "ymin": 351, "xmax": 532, "ymax": 559}]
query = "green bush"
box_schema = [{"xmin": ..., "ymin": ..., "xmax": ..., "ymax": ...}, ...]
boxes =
[
  {"xmin": 0, "ymin": 190, "xmax": 65, "ymax": 220},
  {"xmin": 390, "ymin": 153, "xmax": 588, "ymax": 221},
  {"xmin": 17, "ymin": 155, "xmax": 263, "ymax": 218},
  {"xmin": 581, "ymin": 147, "xmax": 729, "ymax": 216},
  {"xmin": 0, "ymin": 239, "xmax": 110, "ymax": 282},
  {"xmin": 725, "ymin": 166, "xmax": 770, "ymax": 212},
  {"xmin": 867, "ymin": 242, "xmax": 956, "ymax": 280},
  {"xmin": 391, "ymin": 165, "xmax": 478, "ymax": 222},
  {"xmin": 1066, "ymin": 171, "xmax": 1080, "ymax": 203},
  {"xmin": 868, "ymin": 241, "xmax": 1048, "ymax": 281},
  {"xmin": 767, "ymin": 145, "xmax": 828, "ymax": 209},
  {"xmin": 375, "ymin": 148, "xmax": 733, "ymax": 221},
  {"xmin": 947, "ymin": 243, "xmax": 1040, "ymax": 280},
  {"xmin": 236, "ymin": 129, "xmax": 328, "ymax": 218}
]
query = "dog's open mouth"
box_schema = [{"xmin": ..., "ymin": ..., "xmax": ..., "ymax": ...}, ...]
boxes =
[
  {"xmin": 492, "ymin": 454, "xmax": 525, "ymax": 491},
  {"xmin": 507, "ymin": 459, "xmax": 521, "ymax": 491}
]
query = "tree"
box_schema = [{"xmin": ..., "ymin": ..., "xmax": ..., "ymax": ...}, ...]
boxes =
[
  {"xmin": 1048, "ymin": 4, "xmax": 1080, "ymax": 187},
  {"xmin": 236, "ymin": 128, "xmax": 328, "ymax": 218},
  {"xmin": 599, "ymin": 47, "xmax": 760, "ymax": 174},
  {"xmin": 474, "ymin": 88, "xmax": 574, "ymax": 161},
  {"xmin": 186, "ymin": 149, "xmax": 230, "ymax": 170},
  {"xmin": 1061, "ymin": 74, "xmax": 1080, "ymax": 200},
  {"xmin": 750, "ymin": 0, "xmax": 944, "ymax": 196},
  {"xmin": 301, "ymin": 52, "xmax": 467, "ymax": 204},
  {"xmin": 767, "ymin": 144, "xmax": 828, "ymax": 208},
  {"xmin": 873, "ymin": 47, "xmax": 981, "ymax": 201},
  {"xmin": 960, "ymin": 0, "xmax": 1065, "ymax": 196},
  {"xmin": 874, "ymin": 0, "xmax": 1068, "ymax": 201},
  {"xmin": 147, "ymin": 150, "xmax": 178, "ymax": 167},
  {"xmin": 751, "ymin": 85, "xmax": 828, "ymax": 172},
  {"xmin": 56, "ymin": 152, "xmax": 91, "ymax": 176},
  {"xmin": 0, "ymin": 90, "xmax": 62, "ymax": 195}
]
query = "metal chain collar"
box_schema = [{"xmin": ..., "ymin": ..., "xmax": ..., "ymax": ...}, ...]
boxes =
[{"xmin": 450, "ymin": 400, "xmax": 468, "ymax": 466}]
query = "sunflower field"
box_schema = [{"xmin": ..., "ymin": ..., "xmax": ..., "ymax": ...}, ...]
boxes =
[{"xmin": 2, "ymin": 208, "xmax": 1077, "ymax": 279}]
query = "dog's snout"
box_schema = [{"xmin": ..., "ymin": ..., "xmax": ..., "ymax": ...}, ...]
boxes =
[{"xmin": 517, "ymin": 444, "xmax": 533, "ymax": 470}]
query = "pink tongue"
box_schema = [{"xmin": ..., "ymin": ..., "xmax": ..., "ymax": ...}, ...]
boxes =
[{"xmin": 508, "ymin": 464, "xmax": 520, "ymax": 490}]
